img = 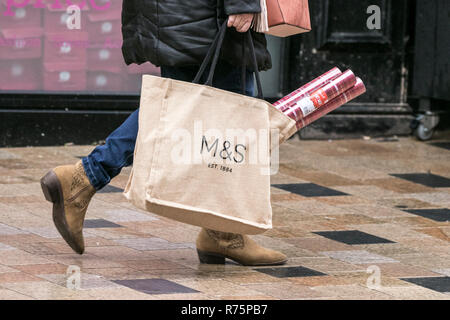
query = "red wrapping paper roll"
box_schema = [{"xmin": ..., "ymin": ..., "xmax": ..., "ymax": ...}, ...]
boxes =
[
  {"xmin": 295, "ymin": 77, "xmax": 366, "ymax": 130},
  {"xmin": 284, "ymin": 70, "xmax": 357, "ymax": 122},
  {"xmin": 273, "ymin": 67, "xmax": 342, "ymax": 112}
]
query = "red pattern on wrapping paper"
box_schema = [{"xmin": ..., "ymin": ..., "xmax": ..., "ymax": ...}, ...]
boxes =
[
  {"xmin": 284, "ymin": 70, "xmax": 357, "ymax": 121},
  {"xmin": 273, "ymin": 67, "xmax": 342, "ymax": 112},
  {"xmin": 295, "ymin": 78, "xmax": 366, "ymax": 130},
  {"xmin": 310, "ymin": 88, "xmax": 328, "ymax": 108}
]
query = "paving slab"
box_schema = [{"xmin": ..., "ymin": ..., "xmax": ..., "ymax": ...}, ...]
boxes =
[{"xmin": 0, "ymin": 137, "xmax": 448, "ymax": 300}]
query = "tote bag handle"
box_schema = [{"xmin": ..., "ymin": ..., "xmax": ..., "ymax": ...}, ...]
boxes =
[{"xmin": 193, "ymin": 19, "xmax": 264, "ymax": 100}]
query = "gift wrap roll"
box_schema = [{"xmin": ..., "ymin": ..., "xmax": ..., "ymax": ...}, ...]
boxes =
[
  {"xmin": 273, "ymin": 67, "xmax": 342, "ymax": 112},
  {"xmin": 284, "ymin": 70, "xmax": 357, "ymax": 122},
  {"xmin": 295, "ymin": 77, "xmax": 366, "ymax": 130}
]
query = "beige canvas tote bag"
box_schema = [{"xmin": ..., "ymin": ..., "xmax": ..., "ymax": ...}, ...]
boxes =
[{"xmin": 124, "ymin": 21, "xmax": 296, "ymax": 234}]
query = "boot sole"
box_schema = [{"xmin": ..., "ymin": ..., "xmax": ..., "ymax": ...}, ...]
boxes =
[
  {"xmin": 40, "ymin": 170, "xmax": 84, "ymax": 254},
  {"xmin": 197, "ymin": 249, "xmax": 287, "ymax": 266}
]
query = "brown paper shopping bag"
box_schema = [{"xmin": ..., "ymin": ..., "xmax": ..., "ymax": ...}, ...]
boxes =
[{"xmin": 124, "ymin": 22, "xmax": 296, "ymax": 234}]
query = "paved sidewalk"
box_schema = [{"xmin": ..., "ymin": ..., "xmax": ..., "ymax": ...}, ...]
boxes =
[{"xmin": 0, "ymin": 135, "xmax": 449, "ymax": 300}]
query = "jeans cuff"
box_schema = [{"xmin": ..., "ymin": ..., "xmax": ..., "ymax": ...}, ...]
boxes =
[{"xmin": 82, "ymin": 157, "xmax": 108, "ymax": 191}]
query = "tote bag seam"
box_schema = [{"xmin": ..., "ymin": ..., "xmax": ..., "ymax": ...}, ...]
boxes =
[
  {"xmin": 146, "ymin": 78, "xmax": 170, "ymax": 198},
  {"xmin": 124, "ymin": 77, "xmax": 149, "ymax": 201}
]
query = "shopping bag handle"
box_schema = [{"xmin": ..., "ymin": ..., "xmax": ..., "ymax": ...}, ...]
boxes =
[{"xmin": 192, "ymin": 19, "xmax": 264, "ymax": 99}]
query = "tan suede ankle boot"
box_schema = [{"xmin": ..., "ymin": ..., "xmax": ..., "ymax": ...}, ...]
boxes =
[
  {"xmin": 40, "ymin": 160, "xmax": 96, "ymax": 254},
  {"xmin": 196, "ymin": 228, "xmax": 287, "ymax": 266}
]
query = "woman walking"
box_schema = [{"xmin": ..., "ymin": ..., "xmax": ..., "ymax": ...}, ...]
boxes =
[{"xmin": 41, "ymin": 0, "xmax": 287, "ymax": 266}]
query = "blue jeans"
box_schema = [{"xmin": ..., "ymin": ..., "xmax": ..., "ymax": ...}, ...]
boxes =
[{"xmin": 82, "ymin": 61, "xmax": 256, "ymax": 190}]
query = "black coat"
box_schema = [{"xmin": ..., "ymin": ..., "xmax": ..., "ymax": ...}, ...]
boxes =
[{"xmin": 121, "ymin": 0, "xmax": 272, "ymax": 71}]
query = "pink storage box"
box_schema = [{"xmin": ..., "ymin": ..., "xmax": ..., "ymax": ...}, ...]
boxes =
[
  {"xmin": 87, "ymin": 9, "xmax": 122, "ymax": 44},
  {"xmin": 87, "ymin": 46, "xmax": 123, "ymax": 72},
  {"xmin": 43, "ymin": 31, "xmax": 88, "ymax": 64},
  {"xmin": 125, "ymin": 62, "xmax": 160, "ymax": 75},
  {"xmin": 0, "ymin": 27, "xmax": 43, "ymax": 59},
  {"xmin": 0, "ymin": 59, "xmax": 42, "ymax": 90},
  {"xmin": 43, "ymin": 61, "xmax": 86, "ymax": 91},
  {"xmin": 124, "ymin": 63, "xmax": 161, "ymax": 92},
  {"xmin": 44, "ymin": 3, "xmax": 89, "ymax": 33},
  {"xmin": 87, "ymin": 70, "xmax": 123, "ymax": 92},
  {"xmin": 87, "ymin": 0, "xmax": 122, "ymax": 11},
  {"xmin": 0, "ymin": 0, "xmax": 42, "ymax": 29},
  {"xmin": 123, "ymin": 74, "xmax": 142, "ymax": 93}
]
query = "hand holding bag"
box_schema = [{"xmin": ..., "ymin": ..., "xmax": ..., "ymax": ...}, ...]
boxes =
[{"xmin": 124, "ymin": 21, "xmax": 296, "ymax": 234}]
